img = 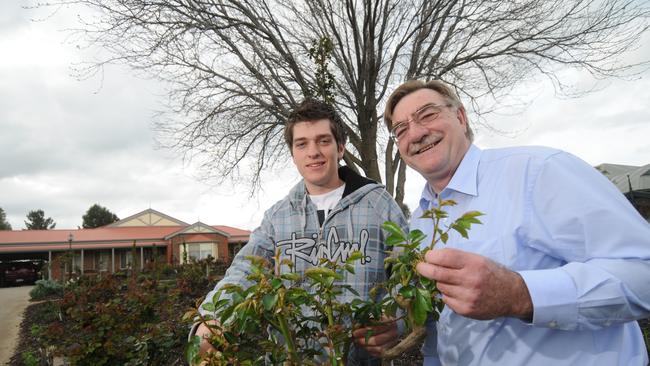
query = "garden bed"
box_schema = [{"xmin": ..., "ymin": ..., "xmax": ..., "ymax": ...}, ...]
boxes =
[{"xmin": 8, "ymin": 264, "xmax": 650, "ymax": 365}]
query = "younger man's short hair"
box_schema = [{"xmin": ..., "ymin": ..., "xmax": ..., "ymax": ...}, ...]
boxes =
[{"xmin": 284, "ymin": 99, "xmax": 348, "ymax": 150}]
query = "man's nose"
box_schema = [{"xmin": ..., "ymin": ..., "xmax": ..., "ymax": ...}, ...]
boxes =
[
  {"xmin": 306, "ymin": 142, "xmax": 321, "ymax": 156},
  {"xmin": 406, "ymin": 120, "xmax": 429, "ymax": 141}
]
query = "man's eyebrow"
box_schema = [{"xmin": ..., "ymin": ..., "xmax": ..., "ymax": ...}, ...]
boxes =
[
  {"xmin": 293, "ymin": 134, "xmax": 333, "ymax": 142},
  {"xmin": 394, "ymin": 103, "xmax": 438, "ymax": 123}
]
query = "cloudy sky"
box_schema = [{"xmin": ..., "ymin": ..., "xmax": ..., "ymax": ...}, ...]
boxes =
[{"xmin": 1, "ymin": 2, "xmax": 649, "ymax": 231}]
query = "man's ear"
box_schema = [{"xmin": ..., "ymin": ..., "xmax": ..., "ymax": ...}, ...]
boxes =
[
  {"xmin": 456, "ymin": 106, "xmax": 469, "ymax": 134},
  {"xmin": 337, "ymin": 144, "xmax": 345, "ymax": 161}
]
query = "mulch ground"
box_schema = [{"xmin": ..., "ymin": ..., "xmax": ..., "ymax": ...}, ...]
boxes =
[{"xmin": 9, "ymin": 300, "xmax": 60, "ymax": 365}]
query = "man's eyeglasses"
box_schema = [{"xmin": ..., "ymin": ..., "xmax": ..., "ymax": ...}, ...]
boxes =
[{"xmin": 390, "ymin": 103, "xmax": 453, "ymax": 142}]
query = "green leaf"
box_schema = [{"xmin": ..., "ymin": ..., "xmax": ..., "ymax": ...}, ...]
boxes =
[
  {"xmin": 185, "ymin": 335, "xmax": 201, "ymax": 365},
  {"xmin": 223, "ymin": 331, "xmax": 238, "ymax": 344},
  {"xmin": 439, "ymin": 199, "xmax": 457, "ymax": 207},
  {"xmin": 413, "ymin": 288, "xmax": 434, "ymax": 326},
  {"xmin": 408, "ymin": 230, "xmax": 426, "ymax": 245},
  {"xmin": 461, "ymin": 210, "xmax": 484, "ymax": 220},
  {"xmin": 201, "ymin": 302, "xmax": 215, "ymax": 312},
  {"xmin": 262, "ymin": 293, "xmax": 278, "ymax": 311},
  {"xmin": 382, "ymin": 221, "xmax": 407, "ymax": 240},
  {"xmin": 386, "ymin": 235, "xmax": 405, "ymax": 246},
  {"xmin": 451, "ymin": 224, "xmax": 469, "ymax": 239},
  {"xmin": 419, "ymin": 208, "xmax": 434, "ymax": 219},
  {"xmin": 433, "ymin": 208, "xmax": 449, "ymax": 218},
  {"xmin": 341, "ymin": 285, "xmax": 360, "ymax": 297},
  {"xmin": 280, "ymin": 272, "xmax": 301, "ymax": 282},
  {"xmin": 346, "ymin": 251, "xmax": 363, "ymax": 263},
  {"xmin": 305, "ymin": 266, "xmax": 338, "ymax": 278},
  {"xmin": 270, "ymin": 278, "xmax": 283, "ymax": 290},
  {"xmin": 398, "ymin": 285, "xmax": 415, "ymax": 299}
]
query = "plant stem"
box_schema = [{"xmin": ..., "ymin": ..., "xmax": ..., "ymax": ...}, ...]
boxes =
[
  {"xmin": 324, "ymin": 296, "xmax": 340, "ymax": 366},
  {"xmin": 428, "ymin": 197, "xmax": 443, "ymax": 251},
  {"xmin": 276, "ymin": 315, "xmax": 299, "ymax": 364}
]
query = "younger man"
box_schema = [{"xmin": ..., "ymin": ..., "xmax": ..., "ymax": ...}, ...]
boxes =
[{"xmin": 193, "ymin": 99, "xmax": 407, "ymax": 364}]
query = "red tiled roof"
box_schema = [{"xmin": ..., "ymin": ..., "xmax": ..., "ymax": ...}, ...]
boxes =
[
  {"xmin": 212, "ymin": 225, "xmax": 251, "ymax": 241},
  {"xmin": 0, "ymin": 224, "xmax": 251, "ymax": 253}
]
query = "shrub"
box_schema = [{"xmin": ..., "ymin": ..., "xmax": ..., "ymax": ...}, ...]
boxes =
[
  {"xmin": 40, "ymin": 273, "xmax": 194, "ymax": 365},
  {"xmin": 29, "ymin": 279, "xmax": 63, "ymax": 301},
  {"xmin": 189, "ymin": 199, "xmax": 484, "ymax": 365}
]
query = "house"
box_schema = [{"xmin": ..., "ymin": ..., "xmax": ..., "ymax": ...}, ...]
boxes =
[
  {"xmin": 0, "ymin": 209, "xmax": 250, "ymax": 280},
  {"xmin": 596, "ymin": 163, "xmax": 650, "ymax": 221}
]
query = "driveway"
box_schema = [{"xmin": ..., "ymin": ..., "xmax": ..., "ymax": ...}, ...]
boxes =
[{"xmin": 0, "ymin": 285, "xmax": 33, "ymax": 365}]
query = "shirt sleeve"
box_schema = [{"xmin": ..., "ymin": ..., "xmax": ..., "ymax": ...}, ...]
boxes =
[
  {"xmin": 198, "ymin": 209, "xmax": 276, "ymax": 317},
  {"xmin": 519, "ymin": 151, "xmax": 650, "ymax": 331}
]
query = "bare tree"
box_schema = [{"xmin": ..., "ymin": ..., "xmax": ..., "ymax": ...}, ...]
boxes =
[{"xmin": 40, "ymin": 0, "xmax": 649, "ymax": 205}]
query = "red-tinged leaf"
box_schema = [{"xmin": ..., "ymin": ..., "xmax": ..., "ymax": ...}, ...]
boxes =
[{"xmin": 439, "ymin": 199, "xmax": 457, "ymax": 207}]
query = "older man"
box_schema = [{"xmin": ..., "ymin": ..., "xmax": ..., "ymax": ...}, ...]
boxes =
[{"xmin": 383, "ymin": 79, "xmax": 650, "ymax": 365}]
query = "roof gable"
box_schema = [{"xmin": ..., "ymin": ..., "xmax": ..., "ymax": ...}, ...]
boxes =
[
  {"xmin": 595, "ymin": 163, "xmax": 639, "ymax": 179},
  {"xmin": 110, "ymin": 209, "xmax": 188, "ymax": 227},
  {"xmin": 165, "ymin": 222, "xmax": 229, "ymax": 240},
  {"xmin": 610, "ymin": 163, "xmax": 650, "ymax": 193}
]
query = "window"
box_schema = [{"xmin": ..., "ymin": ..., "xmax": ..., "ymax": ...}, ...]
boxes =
[
  {"xmin": 120, "ymin": 250, "xmax": 133, "ymax": 269},
  {"xmin": 63, "ymin": 252, "xmax": 82, "ymax": 274},
  {"xmin": 72, "ymin": 254, "xmax": 82, "ymax": 273},
  {"xmin": 99, "ymin": 252, "xmax": 110, "ymax": 271},
  {"xmin": 184, "ymin": 243, "xmax": 214, "ymax": 262}
]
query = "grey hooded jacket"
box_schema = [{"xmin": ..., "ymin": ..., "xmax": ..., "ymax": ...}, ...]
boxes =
[{"xmin": 199, "ymin": 166, "xmax": 408, "ymax": 364}]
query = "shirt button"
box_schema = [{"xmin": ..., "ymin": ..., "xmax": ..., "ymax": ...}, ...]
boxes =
[{"xmin": 548, "ymin": 320, "xmax": 558, "ymax": 328}]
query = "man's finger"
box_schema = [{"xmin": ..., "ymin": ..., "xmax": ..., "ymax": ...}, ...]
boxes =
[
  {"xmin": 424, "ymin": 247, "xmax": 471, "ymax": 269},
  {"xmin": 416, "ymin": 262, "xmax": 462, "ymax": 284},
  {"xmin": 436, "ymin": 281, "xmax": 465, "ymax": 299}
]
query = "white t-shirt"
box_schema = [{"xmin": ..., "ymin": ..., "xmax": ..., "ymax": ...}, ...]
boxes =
[{"xmin": 309, "ymin": 184, "xmax": 345, "ymax": 225}]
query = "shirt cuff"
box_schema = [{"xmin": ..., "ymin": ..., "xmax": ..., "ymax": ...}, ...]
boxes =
[
  {"xmin": 188, "ymin": 321, "xmax": 201, "ymax": 342},
  {"xmin": 518, "ymin": 267, "xmax": 578, "ymax": 330}
]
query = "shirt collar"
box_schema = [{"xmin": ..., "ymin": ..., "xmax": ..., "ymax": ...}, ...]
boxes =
[{"xmin": 418, "ymin": 144, "xmax": 481, "ymax": 210}]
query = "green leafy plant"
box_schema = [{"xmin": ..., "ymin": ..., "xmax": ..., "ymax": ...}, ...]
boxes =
[
  {"xmin": 186, "ymin": 251, "xmax": 366, "ymax": 365},
  {"xmin": 37, "ymin": 261, "xmax": 223, "ymax": 365},
  {"xmin": 29, "ymin": 279, "xmax": 63, "ymax": 301},
  {"xmin": 370, "ymin": 199, "xmax": 483, "ymax": 359},
  {"xmin": 21, "ymin": 351, "xmax": 39, "ymax": 366},
  {"xmin": 189, "ymin": 198, "xmax": 483, "ymax": 365}
]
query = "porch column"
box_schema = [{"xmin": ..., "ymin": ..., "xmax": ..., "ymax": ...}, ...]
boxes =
[
  {"xmin": 48, "ymin": 251, "xmax": 52, "ymax": 280},
  {"xmin": 111, "ymin": 248, "xmax": 115, "ymax": 273},
  {"xmin": 81, "ymin": 249, "xmax": 84, "ymax": 275},
  {"xmin": 140, "ymin": 246, "xmax": 144, "ymax": 270}
]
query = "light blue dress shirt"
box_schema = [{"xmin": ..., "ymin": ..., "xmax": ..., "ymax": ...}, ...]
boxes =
[{"xmin": 411, "ymin": 144, "xmax": 650, "ymax": 366}]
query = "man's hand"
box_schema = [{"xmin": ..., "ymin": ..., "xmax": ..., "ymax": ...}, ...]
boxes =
[
  {"xmin": 416, "ymin": 248, "xmax": 533, "ymax": 320},
  {"xmin": 195, "ymin": 320, "xmax": 218, "ymax": 355},
  {"xmin": 352, "ymin": 316, "xmax": 399, "ymax": 357}
]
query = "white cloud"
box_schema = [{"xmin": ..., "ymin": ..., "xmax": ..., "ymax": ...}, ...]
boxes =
[{"xmin": 1, "ymin": 1, "xmax": 649, "ymax": 232}]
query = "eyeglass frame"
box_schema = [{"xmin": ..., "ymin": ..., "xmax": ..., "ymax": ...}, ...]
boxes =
[{"xmin": 389, "ymin": 102, "xmax": 454, "ymax": 142}]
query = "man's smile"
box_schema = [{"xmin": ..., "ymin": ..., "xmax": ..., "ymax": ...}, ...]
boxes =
[{"xmin": 409, "ymin": 135, "xmax": 442, "ymax": 156}]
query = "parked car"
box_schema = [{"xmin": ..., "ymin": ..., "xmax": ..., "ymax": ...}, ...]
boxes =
[{"xmin": 0, "ymin": 261, "xmax": 40, "ymax": 286}]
